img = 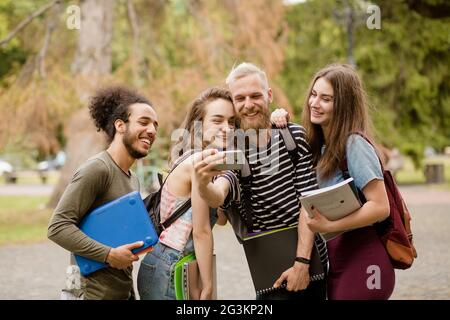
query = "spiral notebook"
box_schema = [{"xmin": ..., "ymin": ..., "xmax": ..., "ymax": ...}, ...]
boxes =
[{"xmin": 242, "ymin": 225, "xmax": 325, "ymax": 295}]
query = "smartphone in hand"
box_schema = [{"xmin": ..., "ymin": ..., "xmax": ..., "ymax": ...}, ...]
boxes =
[{"xmin": 214, "ymin": 150, "xmax": 245, "ymax": 171}]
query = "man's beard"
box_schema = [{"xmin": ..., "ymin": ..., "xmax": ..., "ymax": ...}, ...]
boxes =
[
  {"xmin": 123, "ymin": 129, "xmax": 148, "ymax": 159},
  {"xmin": 238, "ymin": 107, "xmax": 271, "ymax": 131}
]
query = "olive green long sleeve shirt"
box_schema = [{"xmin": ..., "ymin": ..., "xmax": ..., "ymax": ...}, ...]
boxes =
[{"xmin": 48, "ymin": 151, "xmax": 140, "ymax": 300}]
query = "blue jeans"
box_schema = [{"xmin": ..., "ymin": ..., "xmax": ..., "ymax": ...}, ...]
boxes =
[{"xmin": 137, "ymin": 242, "xmax": 184, "ymax": 300}]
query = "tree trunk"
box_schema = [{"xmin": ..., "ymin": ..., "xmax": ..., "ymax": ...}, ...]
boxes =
[
  {"xmin": 71, "ymin": 0, "xmax": 113, "ymax": 77},
  {"xmin": 48, "ymin": 0, "xmax": 114, "ymax": 208},
  {"xmin": 126, "ymin": 0, "xmax": 144, "ymax": 86}
]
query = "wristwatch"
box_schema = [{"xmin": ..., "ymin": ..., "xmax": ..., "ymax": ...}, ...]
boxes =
[{"xmin": 295, "ymin": 256, "xmax": 311, "ymax": 265}]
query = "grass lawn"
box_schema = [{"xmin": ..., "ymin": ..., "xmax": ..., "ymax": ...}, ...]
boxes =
[{"xmin": 0, "ymin": 196, "xmax": 52, "ymax": 245}]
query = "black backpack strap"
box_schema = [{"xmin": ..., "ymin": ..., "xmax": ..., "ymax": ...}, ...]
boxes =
[
  {"xmin": 278, "ymin": 125, "xmax": 299, "ymax": 160},
  {"xmin": 277, "ymin": 125, "xmax": 302, "ymax": 200},
  {"xmin": 277, "ymin": 125, "xmax": 300, "ymax": 165},
  {"xmin": 158, "ymin": 151, "xmax": 195, "ymax": 230},
  {"xmin": 340, "ymin": 156, "xmax": 351, "ymax": 180},
  {"xmin": 161, "ymin": 198, "xmax": 192, "ymax": 230},
  {"xmin": 241, "ymin": 152, "xmax": 252, "ymax": 179},
  {"xmin": 157, "ymin": 172, "xmax": 163, "ymax": 186},
  {"xmin": 237, "ymin": 150, "xmax": 254, "ymax": 229}
]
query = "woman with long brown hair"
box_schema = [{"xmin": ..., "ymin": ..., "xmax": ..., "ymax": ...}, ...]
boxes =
[
  {"xmin": 137, "ymin": 87, "xmax": 238, "ymax": 300},
  {"xmin": 272, "ymin": 64, "xmax": 395, "ymax": 299},
  {"xmin": 302, "ymin": 64, "xmax": 395, "ymax": 299}
]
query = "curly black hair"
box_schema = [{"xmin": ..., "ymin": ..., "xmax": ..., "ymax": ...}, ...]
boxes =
[{"xmin": 89, "ymin": 86, "xmax": 152, "ymax": 143}]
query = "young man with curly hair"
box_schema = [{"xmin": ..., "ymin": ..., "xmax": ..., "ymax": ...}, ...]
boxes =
[{"xmin": 48, "ymin": 86, "xmax": 158, "ymax": 300}]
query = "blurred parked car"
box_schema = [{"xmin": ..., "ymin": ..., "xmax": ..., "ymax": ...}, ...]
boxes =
[
  {"xmin": 0, "ymin": 159, "xmax": 17, "ymax": 184},
  {"xmin": 37, "ymin": 151, "xmax": 66, "ymax": 184},
  {"xmin": 37, "ymin": 151, "xmax": 66, "ymax": 171}
]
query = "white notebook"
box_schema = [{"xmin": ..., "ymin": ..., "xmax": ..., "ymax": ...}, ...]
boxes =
[{"xmin": 299, "ymin": 178, "xmax": 362, "ymax": 240}]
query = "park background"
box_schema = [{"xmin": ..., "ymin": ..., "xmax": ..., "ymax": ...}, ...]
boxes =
[{"xmin": 0, "ymin": 0, "xmax": 449, "ymax": 299}]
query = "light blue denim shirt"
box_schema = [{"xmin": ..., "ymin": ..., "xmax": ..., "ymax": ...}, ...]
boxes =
[{"xmin": 318, "ymin": 134, "xmax": 383, "ymax": 190}]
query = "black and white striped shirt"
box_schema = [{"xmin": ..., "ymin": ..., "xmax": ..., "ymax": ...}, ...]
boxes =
[{"xmin": 222, "ymin": 123, "xmax": 328, "ymax": 264}]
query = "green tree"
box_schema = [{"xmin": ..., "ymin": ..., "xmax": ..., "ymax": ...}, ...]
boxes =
[{"xmin": 281, "ymin": 0, "xmax": 450, "ymax": 167}]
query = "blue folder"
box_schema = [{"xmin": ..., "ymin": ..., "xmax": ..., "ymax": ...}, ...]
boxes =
[{"xmin": 74, "ymin": 191, "xmax": 158, "ymax": 276}]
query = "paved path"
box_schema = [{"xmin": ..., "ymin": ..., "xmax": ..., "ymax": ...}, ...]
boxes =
[
  {"xmin": 0, "ymin": 185, "xmax": 449, "ymax": 299},
  {"xmin": 0, "ymin": 184, "xmax": 54, "ymax": 197}
]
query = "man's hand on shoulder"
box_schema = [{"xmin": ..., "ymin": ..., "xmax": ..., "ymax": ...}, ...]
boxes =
[{"xmin": 270, "ymin": 107, "xmax": 290, "ymax": 128}]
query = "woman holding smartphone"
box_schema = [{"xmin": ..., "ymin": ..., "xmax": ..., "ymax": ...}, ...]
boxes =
[{"xmin": 137, "ymin": 87, "xmax": 239, "ymax": 300}]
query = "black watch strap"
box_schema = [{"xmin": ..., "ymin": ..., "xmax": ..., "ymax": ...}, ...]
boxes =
[{"xmin": 295, "ymin": 256, "xmax": 311, "ymax": 265}]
